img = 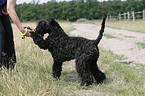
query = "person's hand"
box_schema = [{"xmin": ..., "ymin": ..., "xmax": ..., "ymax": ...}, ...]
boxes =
[
  {"xmin": 25, "ymin": 31, "xmax": 31, "ymax": 37},
  {"xmin": 1, "ymin": 5, "xmax": 8, "ymax": 15},
  {"xmin": 21, "ymin": 28, "xmax": 34, "ymax": 37},
  {"xmin": 25, "ymin": 29, "xmax": 34, "ymax": 37}
]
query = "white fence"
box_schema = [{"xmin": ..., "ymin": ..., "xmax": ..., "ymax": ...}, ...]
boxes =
[{"xmin": 108, "ymin": 9, "xmax": 145, "ymax": 22}]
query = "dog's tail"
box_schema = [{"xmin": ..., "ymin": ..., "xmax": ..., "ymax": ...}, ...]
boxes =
[{"xmin": 95, "ymin": 17, "xmax": 106, "ymax": 45}]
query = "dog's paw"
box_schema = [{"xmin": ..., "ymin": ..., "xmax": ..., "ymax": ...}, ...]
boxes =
[
  {"xmin": 96, "ymin": 73, "xmax": 106, "ymax": 84},
  {"xmin": 80, "ymin": 76, "xmax": 94, "ymax": 86},
  {"xmin": 30, "ymin": 32, "xmax": 42, "ymax": 38},
  {"xmin": 80, "ymin": 80, "xmax": 93, "ymax": 86},
  {"xmin": 30, "ymin": 31, "xmax": 41, "ymax": 38},
  {"xmin": 52, "ymin": 71, "xmax": 61, "ymax": 79},
  {"xmin": 30, "ymin": 31, "xmax": 35, "ymax": 35},
  {"xmin": 30, "ymin": 31, "xmax": 36, "ymax": 38}
]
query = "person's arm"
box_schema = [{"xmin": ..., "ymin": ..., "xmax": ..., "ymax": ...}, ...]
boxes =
[{"xmin": 7, "ymin": 0, "xmax": 31, "ymax": 37}]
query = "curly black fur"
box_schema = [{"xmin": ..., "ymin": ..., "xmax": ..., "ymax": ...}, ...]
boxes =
[{"xmin": 30, "ymin": 17, "xmax": 106, "ymax": 86}]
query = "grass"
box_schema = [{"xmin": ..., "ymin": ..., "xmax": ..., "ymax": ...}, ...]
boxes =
[
  {"xmin": 0, "ymin": 21, "xmax": 145, "ymax": 95},
  {"xmin": 124, "ymin": 36, "xmax": 136, "ymax": 38},
  {"xmin": 136, "ymin": 42, "xmax": 145, "ymax": 49},
  {"xmin": 104, "ymin": 34, "xmax": 118, "ymax": 39},
  {"xmin": 95, "ymin": 19, "xmax": 145, "ymax": 33}
]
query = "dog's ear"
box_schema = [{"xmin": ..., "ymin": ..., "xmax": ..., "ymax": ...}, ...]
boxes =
[
  {"xmin": 48, "ymin": 18, "xmax": 62, "ymax": 30},
  {"xmin": 50, "ymin": 18, "xmax": 55, "ymax": 22},
  {"xmin": 48, "ymin": 18, "xmax": 55, "ymax": 22},
  {"xmin": 47, "ymin": 18, "xmax": 57, "ymax": 26}
]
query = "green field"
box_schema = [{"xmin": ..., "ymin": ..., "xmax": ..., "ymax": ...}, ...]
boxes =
[{"xmin": 0, "ymin": 21, "xmax": 145, "ymax": 95}]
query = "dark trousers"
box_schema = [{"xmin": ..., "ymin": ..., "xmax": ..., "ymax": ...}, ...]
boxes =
[{"xmin": 0, "ymin": 15, "xmax": 16, "ymax": 68}]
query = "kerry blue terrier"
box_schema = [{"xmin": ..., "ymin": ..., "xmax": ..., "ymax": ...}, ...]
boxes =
[{"xmin": 30, "ymin": 17, "xmax": 106, "ymax": 86}]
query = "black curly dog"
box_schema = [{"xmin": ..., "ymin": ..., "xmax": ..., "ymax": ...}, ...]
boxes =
[{"xmin": 30, "ymin": 17, "xmax": 106, "ymax": 86}]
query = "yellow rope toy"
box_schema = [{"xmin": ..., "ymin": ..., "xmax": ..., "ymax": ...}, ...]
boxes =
[{"xmin": 21, "ymin": 28, "xmax": 28, "ymax": 39}]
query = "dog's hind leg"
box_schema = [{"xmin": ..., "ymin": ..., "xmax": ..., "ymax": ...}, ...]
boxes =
[
  {"xmin": 52, "ymin": 60, "xmax": 63, "ymax": 79},
  {"xmin": 76, "ymin": 55, "xmax": 94, "ymax": 86},
  {"xmin": 90, "ymin": 60, "xmax": 106, "ymax": 84}
]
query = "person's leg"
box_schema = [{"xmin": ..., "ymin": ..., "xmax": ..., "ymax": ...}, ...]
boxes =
[
  {"xmin": 1, "ymin": 15, "xmax": 16, "ymax": 69},
  {"xmin": 0, "ymin": 17, "xmax": 5, "ymax": 67}
]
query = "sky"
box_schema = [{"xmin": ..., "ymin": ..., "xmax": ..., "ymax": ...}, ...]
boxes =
[{"xmin": 17, "ymin": 0, "xmax": 110, "ymax": 4}]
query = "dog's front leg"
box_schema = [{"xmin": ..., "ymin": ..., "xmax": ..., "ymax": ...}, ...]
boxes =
[
  {"xmin": 30, "ymin": 32, "xmax": 47, "ymax": 50},
  {"xmin": 52, "ymin": 60, "xmax": 63, "ymax": 79}
]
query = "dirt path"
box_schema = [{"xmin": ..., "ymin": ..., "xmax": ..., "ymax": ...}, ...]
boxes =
[{"xmin": 71, "ymin": 23, "xmax": 145, "ymax": 65}]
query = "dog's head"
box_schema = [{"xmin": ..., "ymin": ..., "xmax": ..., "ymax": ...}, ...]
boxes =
[
  {"xmin": 35, "ymin": 20, "xmax": 50, "ymax": 36},
  {"xmin": 35, "ymin": 18, "xmax": 60, "ymax": 36}
]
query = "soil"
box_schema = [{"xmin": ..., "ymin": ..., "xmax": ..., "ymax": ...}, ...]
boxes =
[{"xmin": 71, "ymin": 23, "xmax": 145, "ymax": 65}]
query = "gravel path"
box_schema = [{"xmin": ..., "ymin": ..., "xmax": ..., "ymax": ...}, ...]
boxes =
[{"xmin": 71, "ymin": 23, "xmax": 145, "ymax": 64}]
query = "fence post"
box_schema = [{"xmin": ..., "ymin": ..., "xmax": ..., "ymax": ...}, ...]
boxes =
[
  {"xmin": 143, "ymin": 9, "xmax": 145, "ymax": 21},
  {"xmin": 110, "ymin": 15, "xmax": 111, "ymax": 21},
  {"xmin": 124, "ymin": 13, "xmax": 126, "ymax": 20},
  {"xmin": 106, "ymin": 16, "xmax": 108, "ymax": 20},
  {"xmin": 128, "ymin": 12, "xmax": 130, "ymax": 21},
  {"xmin": 118, "ymin": 13, "xmax": 121, "ymax": 20},
  {"xmin": 132, "ymin": 11, "xmax": 135, "ymax": 22}
]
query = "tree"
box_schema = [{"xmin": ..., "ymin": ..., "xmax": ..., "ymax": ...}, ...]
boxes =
[{"xmin": 15, "ymin": 0, "xmax": 143, "ymax": 22}]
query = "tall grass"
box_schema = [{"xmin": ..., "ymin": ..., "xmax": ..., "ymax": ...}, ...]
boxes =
[{"xmin": 0, "ymin": 21, "xmax": 144, "ymax": 95}]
